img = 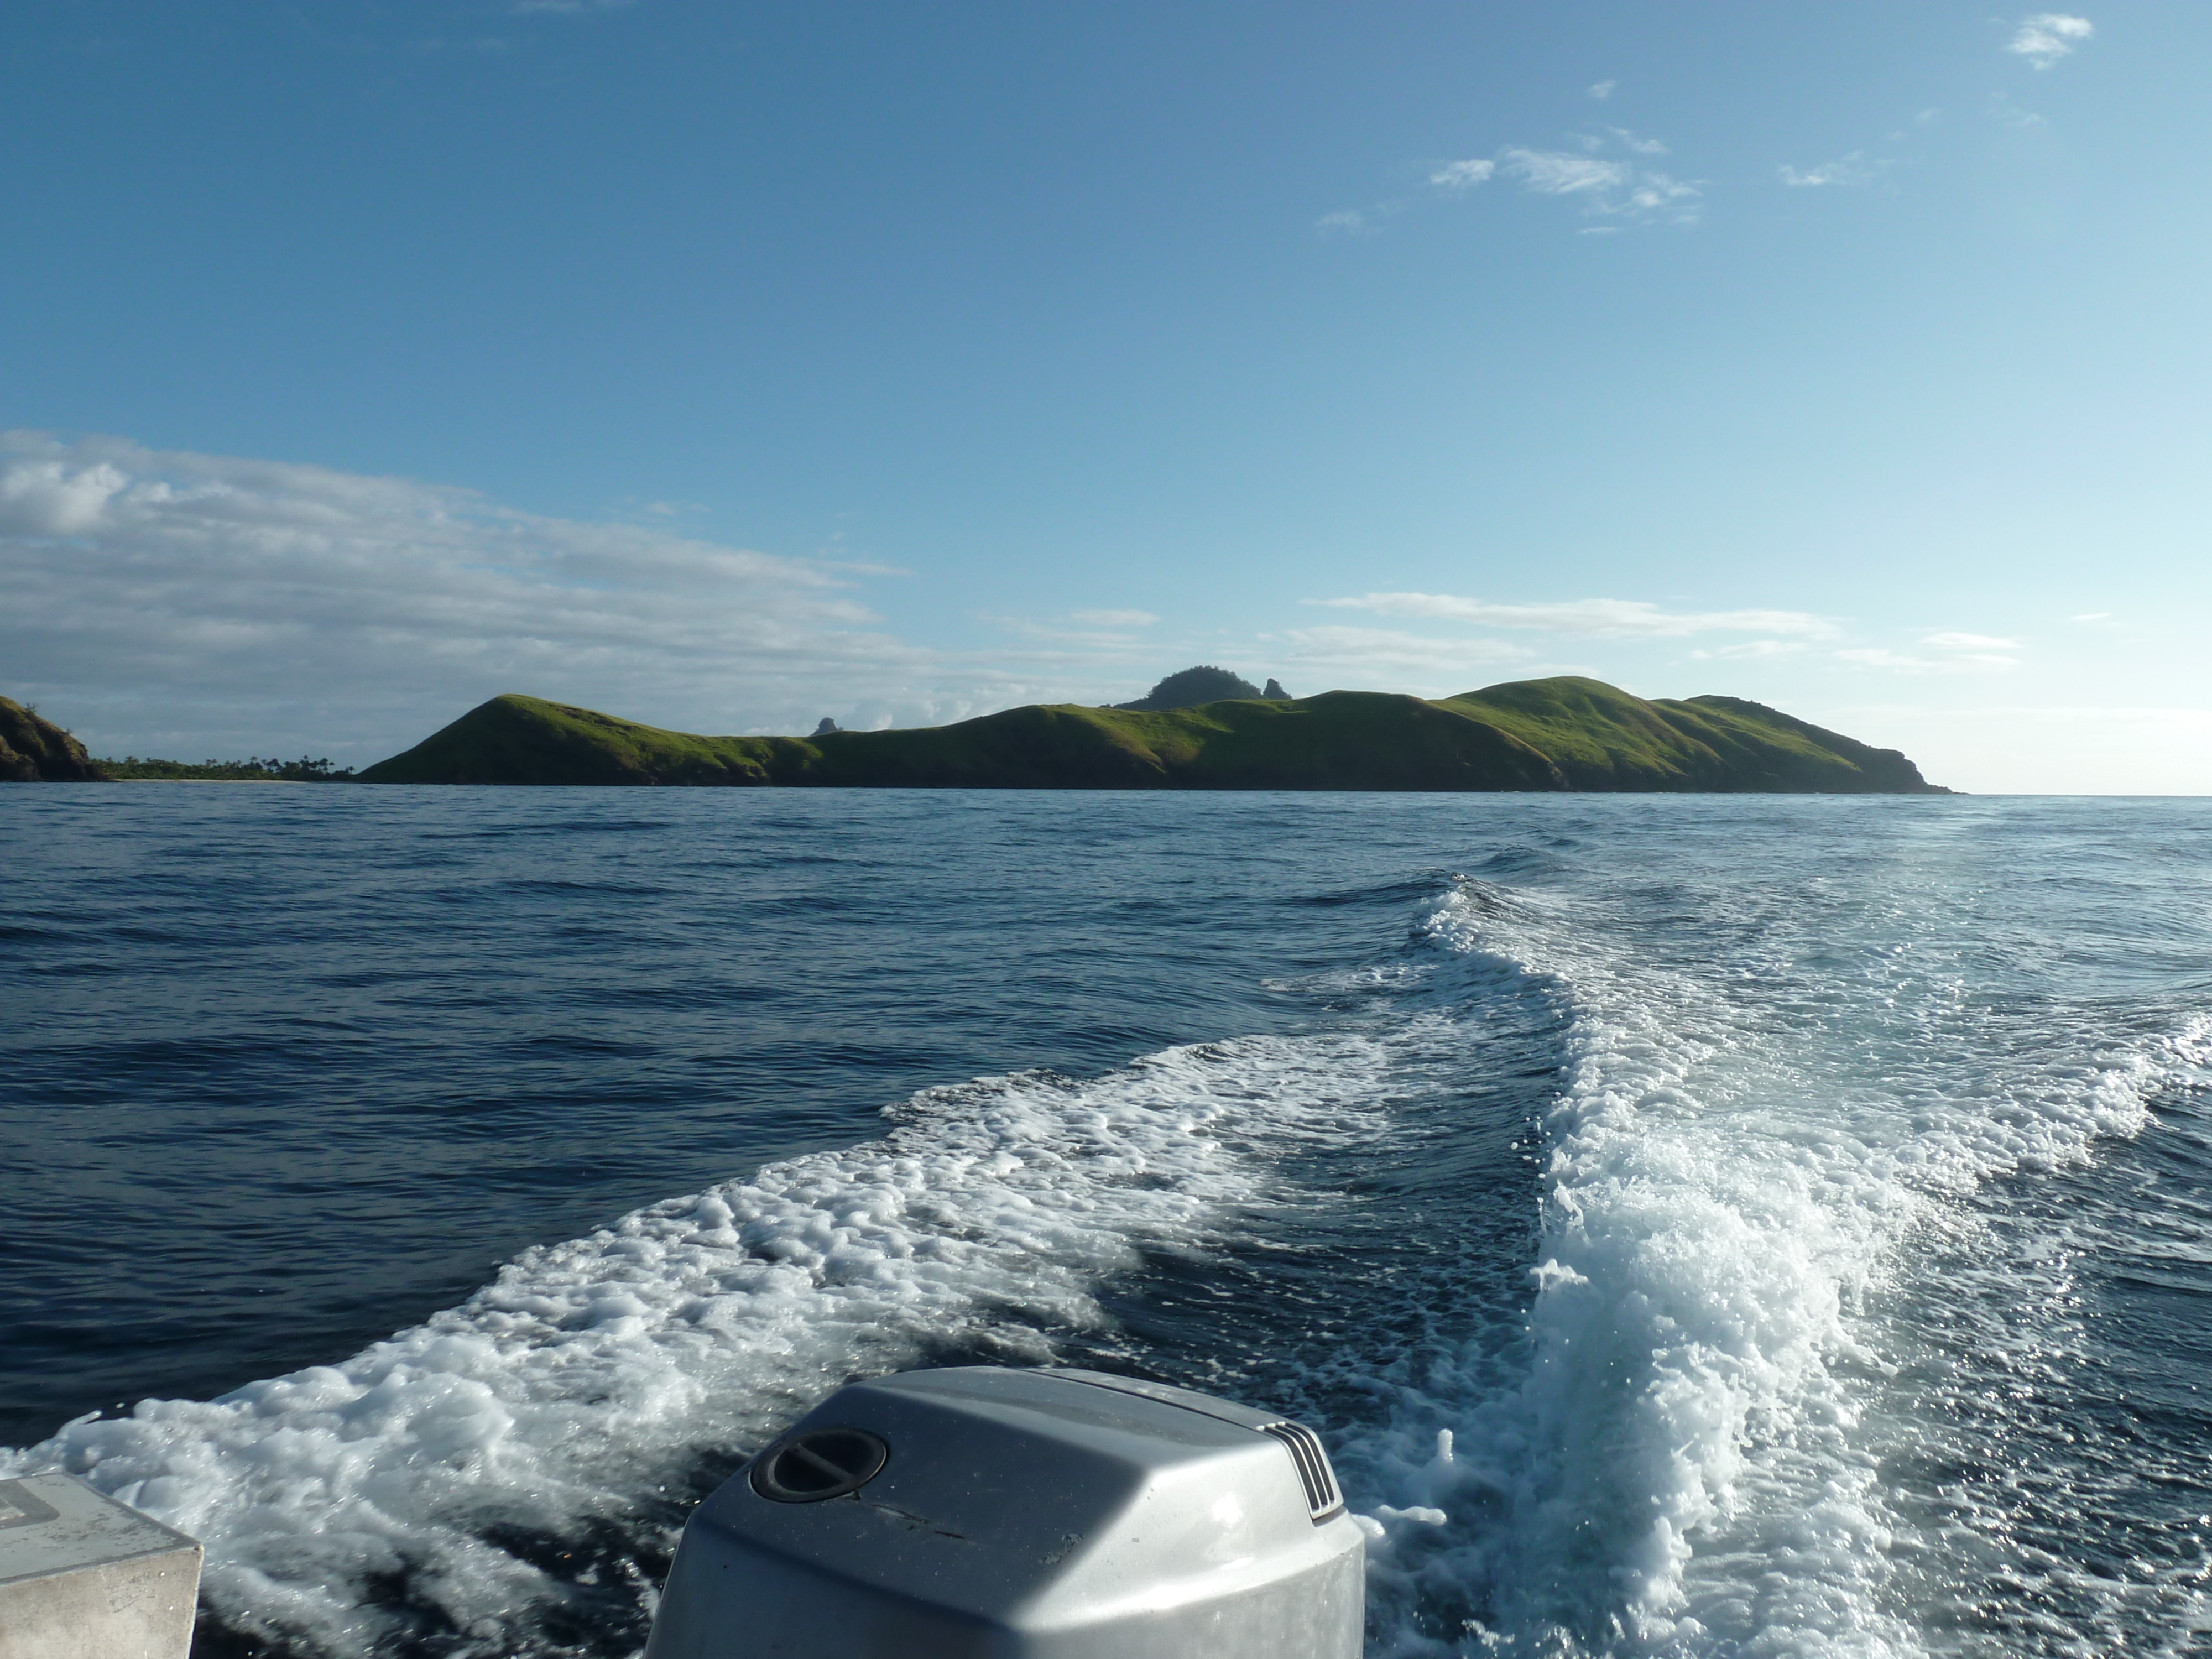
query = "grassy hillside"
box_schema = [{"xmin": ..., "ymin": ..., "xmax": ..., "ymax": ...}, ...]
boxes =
[
  {"xmin": 357, "ymin": 695, "xmax": 795, "ymax": 785},
  {"xmin": 361, "ymin": 680, "xmax": 1946, "ymax": 792},
  {"xmin": 1438, "ymin": 676, "xmax": 1934, "ymax": 791}
]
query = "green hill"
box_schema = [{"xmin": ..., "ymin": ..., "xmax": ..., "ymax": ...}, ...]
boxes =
[
  {"xmin": 0, "ymin": 697, "xmax": 106, "ymax": 781},
  {"xmin": 358, "ymin": 678, "xmax": 1948, "ymax": 793}
]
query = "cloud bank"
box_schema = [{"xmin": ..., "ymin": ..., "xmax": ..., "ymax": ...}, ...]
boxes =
[
  {"xmin": 2, "ymin": 436, "xmax": 2057, "ymax": 765},
  {"xmin": 0, "ymin": 433, "xmax": 1026, "ymax": 760}
]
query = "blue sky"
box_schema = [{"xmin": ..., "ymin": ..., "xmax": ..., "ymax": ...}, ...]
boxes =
[{"xmin": 3, "ymin": 2, "xmax": 2206, "ymax": 790}]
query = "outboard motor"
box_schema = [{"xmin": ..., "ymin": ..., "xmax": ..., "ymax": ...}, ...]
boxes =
[{"xmin": 645, "ymin": 1366, "xmax": 1364, "ymax": 1658}]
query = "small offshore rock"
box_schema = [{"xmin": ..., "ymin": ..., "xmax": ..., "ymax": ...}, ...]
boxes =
[
  {"xmin": 813, "ymin": 717, "xmax": 840, "ymax": 736},
  {"xmin": 1264, "ymin": 678, "xmax": 1290, "ymax": 700}
]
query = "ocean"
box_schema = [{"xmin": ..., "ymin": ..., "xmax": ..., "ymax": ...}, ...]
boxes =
[{"xmin": 4, "ymin": 786, "xmax": 2209, "ymax": 1657}]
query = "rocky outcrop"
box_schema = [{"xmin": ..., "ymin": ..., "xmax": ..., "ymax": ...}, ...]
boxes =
[{"xmin": 0, "ymin": 698, "xmax": 106, "ymax": 781}]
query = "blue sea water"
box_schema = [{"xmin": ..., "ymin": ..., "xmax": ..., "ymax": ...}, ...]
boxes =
[{"xmin": 4, "ymin": 786, "xmax": 2210, "ymax": 1657}]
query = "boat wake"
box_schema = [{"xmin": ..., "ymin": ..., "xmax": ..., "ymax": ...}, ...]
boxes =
[{"xmin": 8, "ymin": 865, "xmax": 2206, "ymax": 1658}]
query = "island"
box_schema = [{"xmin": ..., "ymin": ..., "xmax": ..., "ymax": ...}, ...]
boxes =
[{"xmin": 357, "ymin": 675, "xmax": 1950, "ymax": 792}]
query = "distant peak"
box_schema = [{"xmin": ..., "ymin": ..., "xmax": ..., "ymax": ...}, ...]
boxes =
[{"xmin": 1114, "ymin": 665, "xmax": 1263, "ymax": 711}]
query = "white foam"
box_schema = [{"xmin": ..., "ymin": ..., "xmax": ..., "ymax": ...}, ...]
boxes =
[
  {"xmin": 1344, "ymin": 881, "xmax": 2180, "ymax": 1657},
  {"xmin": 2, "ymin": 1034, "xmax": 1394, "ymax": 1653}
]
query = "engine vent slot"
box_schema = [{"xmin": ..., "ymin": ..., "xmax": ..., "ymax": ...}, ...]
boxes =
[
  {"xmin": 1260, "ymin": 1421, "xmax": 1343, "ymax": 1522},
  {"xmin": 749, "ymin": 1427, "xmax": 891, "ymax": 1503}
]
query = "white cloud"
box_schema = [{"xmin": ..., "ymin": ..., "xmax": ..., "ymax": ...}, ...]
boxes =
[
  {"xmin": 1499, "ymin": 145, "xmax": 1701, "ymax": 225},
  {"xmin": 1833, "ymin": 648, "xmax": 1937, "ymax": 671},
  {"xmin": 2007, "ymin": 13, "xmax": 2093, "ymax": 68},
  {"xmin": 1623, "ymin": 173, "xmax": 1700, "ymax": 216},
  {"xmin": 1318, "ymin": 592, "xmax": 1837, "ymax": 639},
  {"xmin": 979, "ymin": 612, "xmax": 1160, "ymax": 649},
  {"xmin": 2070, "ymin": 611, "xmax": 2112, "ymax": 622},
  {"xmin": 1778, "ymin": 153, "xmax": 1879, "ymax": 188},
  {"xmin": 1316, "ymin": 203, "xmax": 1401, "ymax": 236},
  {"xmin": 1275, "ymin": 627, "xmax": 1536, "ymax": 684},
  {"xmin": 1343, "ymin": 126, "xmax": 1691, "ymax": 237},
  {"xmin": 1501, "ymin": 149, "xmax": 1629, "ymax": 196},
  {"xmin": 1922, "ymin": 630, "xmax": 2021, "ymax": 650},
  {"xmin": 0, "ymin": 458, "xmax": 132, "ymax": 534},
  {"xmin": 1588, "ymin": 80, "xmax": 1616, "ymax": 101},
  {"xmin": 0, "ymin": 432, "xmax": 1030, "ymax": 759},
  {"xmin": 1834, "ymin": 645, "xmax": 2017, "ymax": 673},
  {"xmin": 1427, "ymin": 159, "xmax": 1496, "ymax": 191}
]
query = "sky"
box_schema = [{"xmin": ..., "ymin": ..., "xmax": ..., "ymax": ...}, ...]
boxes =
[{"xmin": 3, "ymin": 2, "xmax": 2207, "ymax": 792}]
